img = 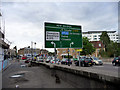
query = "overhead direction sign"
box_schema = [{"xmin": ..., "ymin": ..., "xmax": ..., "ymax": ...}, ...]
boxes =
[{"xmin": 45, "ymin": 22, "xmax": 82, "ymax": 48}]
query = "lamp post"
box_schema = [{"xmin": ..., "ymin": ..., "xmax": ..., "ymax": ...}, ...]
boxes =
[
  {"xmin": 51, "ymin": 41, "xmax": 56, "ymax": 64},
  {"xmin": 31, "ymin": 41, "xmax": 36, "ymax": 60},
  {"xmin": 68, "ymin": 42, "xmax": 74, "ymax": 66},
  {"xmin": 34, "ymin": 42, "xmax": 36, "ymax": 56}
]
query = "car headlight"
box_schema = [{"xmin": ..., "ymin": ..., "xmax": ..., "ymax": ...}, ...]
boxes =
[{"xmin": 95, "ymin": 61, "xmax": 99, "ymax": 64}]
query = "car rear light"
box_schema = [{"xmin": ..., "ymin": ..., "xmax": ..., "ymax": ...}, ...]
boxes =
[
  {"xmin": 116, "ymin": 60, "xmax": 119, "ymax": 62},
  {"xmin": 85, "ymin": 61, "xmax": 88, "ymax": 62}
]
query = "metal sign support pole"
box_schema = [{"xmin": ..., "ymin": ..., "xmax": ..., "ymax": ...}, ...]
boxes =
[
  {"xmin": 54, "ymin": 47, "xmax": 56, "ymax": 64},
  {"xmin": 68, "ymin": 48, "xmax": 70, "ymax": 66},
  {"xmin": 79, "ymin": 51, "xmax": 80, "ymax": 66}
]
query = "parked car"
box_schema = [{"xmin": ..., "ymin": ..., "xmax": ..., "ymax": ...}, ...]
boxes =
[
  {"xmin": 112, "ymin": 57, "xmax": 120, "ymax": 66},
  {"xmin": 75, "ymin": 57, "xmax": 93, "ymax": 67},
  {"xmin": 61, "ymin": 58, "xmax": 72, "ymax": 65},
  {"xmin": 92, "ymin": 57, "xmax": 103, "ymax": 65},
  {"xmin": 37, "ymin": 56, "xmax": 44, "ymax": 62}
]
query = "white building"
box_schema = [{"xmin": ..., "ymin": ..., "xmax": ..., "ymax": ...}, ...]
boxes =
[{"xmin": 82, "ymin": 31, "xmax": 119, "ymax": 43}]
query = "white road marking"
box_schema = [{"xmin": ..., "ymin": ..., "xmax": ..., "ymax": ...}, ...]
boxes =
[
  {"xmin": 93, "ymin": 66, "xmax": 104, "ymax": 67},
  {"xmin": 114, "ymin": 67, "xmax": 119, "ymax": 69}
]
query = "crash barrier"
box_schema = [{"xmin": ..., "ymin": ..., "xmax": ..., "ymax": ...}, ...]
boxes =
[{"xmin": 31, "ymin": 61, "xmax": 120, "ymax": 88}]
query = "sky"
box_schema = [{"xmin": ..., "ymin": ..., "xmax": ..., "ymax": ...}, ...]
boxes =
[{"xmin": 1, "ymin": 0, "xmax": 118, "ymax": 52}]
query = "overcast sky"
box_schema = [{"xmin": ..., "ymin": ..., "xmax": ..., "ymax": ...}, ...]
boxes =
[{"xmin": 1, "ymin": 1, "xmax": 118, "ymax": 52}]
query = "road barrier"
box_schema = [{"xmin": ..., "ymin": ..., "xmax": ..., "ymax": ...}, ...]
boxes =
[{"xmin": 31, "ymin": 61, "xmax": 120, "ymax": 88}]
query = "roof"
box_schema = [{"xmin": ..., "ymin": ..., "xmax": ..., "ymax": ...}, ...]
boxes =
[{"xmin": 83, "ymin": 31, "xmax": 116, "ymax": 34}]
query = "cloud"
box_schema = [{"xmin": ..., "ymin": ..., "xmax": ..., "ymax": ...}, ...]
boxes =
[{"xmin": 1, "ymin": 2, "xmax": 118, "ymax": 52}]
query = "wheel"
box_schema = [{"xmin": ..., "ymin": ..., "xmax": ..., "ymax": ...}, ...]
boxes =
[
  {"xmin": 90, "ymin": 64, "xmax": 93, "ymax": 66},
  {"xmin": 112, "ymin": 63, "xmax": 116, "ymax": 66},
  {"xmin": 80, "ymin": 62, "xmax": 83, "ymax": 66},
  {"xmin": 82, "ymin": 63, "xmax": 85, "ymax": 67}
]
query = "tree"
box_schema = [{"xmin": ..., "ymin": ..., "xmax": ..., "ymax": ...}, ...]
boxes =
[
  {"xmin": 107, "ymin": 41, "xmax": 120, "ymax": 57},
  {"xmin": 100, "ymin": 31, "xmax": 110, "ymax": 52},
  {"xmin": 81, "ymin": 37, "xmax": 95, "ymax": 55}
]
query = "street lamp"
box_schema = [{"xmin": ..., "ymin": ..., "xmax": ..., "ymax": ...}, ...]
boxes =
[
  {"xmin": 70, "ymin": 42, "xmax": 74, "ymax": 48},
  {"xmin": 31, "ymin": 41, "xmax": 36, "ymax": 60},
  {"xmin": 51, "ymin": 41, "xmax": 57, "ymax": 64},
  {"xmin": 68, "ymin": 42, "xmax": 74, "ymax": 66},
  {"xmin": 34, "ymin": 42, "xmax": 36, "ymax": 56},
  {"xmin": 51, "ymin": 41, "xmax": 56, "ymax": 48}
]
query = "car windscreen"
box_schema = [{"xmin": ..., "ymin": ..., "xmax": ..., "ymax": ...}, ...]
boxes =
[
  {"xmin": 86, "ymin": 58, "xmax": 92, "ymax": 61},
  {"xmin": 93, "ymin": 57, "xmax": 98, "ymax": 60}
]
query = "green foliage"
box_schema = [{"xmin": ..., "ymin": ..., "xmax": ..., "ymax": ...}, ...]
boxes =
[
  {"xmin": 99, "ymin": 41, "xmax": 120, "ymax": 57},
  {"xmin": 81, "ymin": 37, "xmax": 95, "ymax": 55},
  {"xmin": 100, "ymin": 31, "xmax": 110, "ymax": 52}
]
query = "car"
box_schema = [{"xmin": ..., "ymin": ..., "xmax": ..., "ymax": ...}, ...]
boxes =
[
  {"xmin": 61, "ymin": 58, "xmax": 72, "ymax": 65},
  {"xmin": 46, "ymin": 56, "xmax": 52, "ymax": 63},
  {"xmin": 73, "ymin": 58, "xmax": 79, "ymax": 64},
  {"xmin": 22, "ymin": 56, "xmax": 27, "ymax": 60},
  {"xmin": 37, "ymin": 56, "xmax": 44, "ymax": 62},
  {"xmin": 25, "ymin": 60, "xmax": 30, "ymax": 63},
  {"xmin": 92, "ymin": 57, "xmax": 103, "ymax": 65},
  {"xmin": 50, "ymin": 59, "xmax": 60, "ymax": 64},
  {"xmin": 75, "ymin": 57, "xmax": 93, "ymax": 67},
  {"xmin": 112, "ymin": 57, "xmax": 120, "ymax": 66}
]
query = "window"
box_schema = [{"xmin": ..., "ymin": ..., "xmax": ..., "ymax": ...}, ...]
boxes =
[
  {"xmin": 99, "ymin": 44, "xmax": 101, "ymax": 47},
  {"xmin": 93, "ymin": 38, "xmax": 97, "ymax": 41},
  {"xmin": 93, "ymin": 35, "xmax": 97, "ymax": 37},
  {"xmin": 63, "ymin": 51, "xmax": 65, "ymax": 53},
  {"xmin": 73, "ymin": 50, "xmax": 75, "ymax": 53}
]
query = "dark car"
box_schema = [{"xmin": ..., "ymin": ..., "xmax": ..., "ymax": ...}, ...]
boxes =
[
  {"xmin": 61, "ymin": 58, "xmax": 72, "ymax": 65},
  {"xmin": 112, "ymin": 57, "xmax": 120, "ymax": 66},
  {"xmin": 75, "ymin": 57, "xmax": 93, "ymax": 67},
  {"xmin": 25, "ymin": 60, "xmax": 30, "ymax": 63}
]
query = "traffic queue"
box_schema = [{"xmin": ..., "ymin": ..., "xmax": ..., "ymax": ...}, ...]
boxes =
[{"xmin": 21, "ymin": 55, "xmax": 120, "ymax": 67}]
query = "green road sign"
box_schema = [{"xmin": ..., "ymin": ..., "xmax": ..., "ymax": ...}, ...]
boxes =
[{"xmin": 45, "ymin": 22, "xmax": 82, "ymax": 48}]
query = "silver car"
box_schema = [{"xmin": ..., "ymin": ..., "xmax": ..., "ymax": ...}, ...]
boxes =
[{"xmin": 92, "ymin": 57, "xmax": 103, "ymax": 65}]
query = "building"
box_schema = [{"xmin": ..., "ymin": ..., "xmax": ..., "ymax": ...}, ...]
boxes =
[
  {"xmin": 90, "ymin": 41, "xmax": 105, "ymax": 57},
  {"xmin": 18, "ymin": 48, "xmax": 48, "ymax": 57},
  {"xmin": 40, "ymin": 49, "xmax": 48, "ymax": 57},
  {"xmin": 0, "ymin": 12, "xmax": 10, "ymax": 71},
  {"xmin": 57, "ymin": 48, "xmax": 79, "ymax": 60},
  {"xmin": 83, "ymin": 31, "xmax": 119, "ymax": 43}
]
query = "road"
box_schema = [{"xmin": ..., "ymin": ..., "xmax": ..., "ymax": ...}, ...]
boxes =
[
  {"xmin": 2, "ymin": 60, "xmax": 120, "ymax": 88},
  {"xmin": 61, "ymin": 62, "xmax": 120, "ymax": 77},
  {"xmin": 2, "ymin": 60, "xmax": 74, "ymax": 88}
]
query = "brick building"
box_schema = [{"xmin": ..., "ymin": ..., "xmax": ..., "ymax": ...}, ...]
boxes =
[
  {"xmin": 57, "ymin": 48, "xmax": 79, "ymax": 60},
  {"xmin": 90, "ymin": 41, "xmax": 105, "ymax": 57},
  {"xmin": 18, "ymin": 48, "xmax": 48, "ymax": 57}
]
